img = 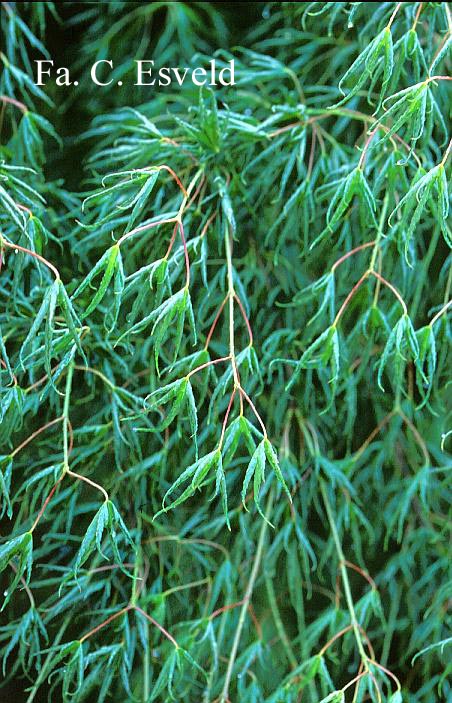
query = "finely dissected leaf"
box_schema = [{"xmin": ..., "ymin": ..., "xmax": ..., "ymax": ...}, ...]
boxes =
[
  {"xmin": 415, "ymin": 325, "xmax": 436, "ymax": 407},
  {"xmin": 241, "ymin": 440, "xmax": 276, "ymax": 521},
  {"xmin": 0, "ymin": 532, "xmax": 33, "ymax": 609},
  {"xmin": 105, "ymin": 501, "xmax": 135, "ymax": 574},
  {"xmin": 378, "ymin": 314, "xmax": 419, "ymax": 391},
  {"xmin": 222, "ymin": 415, "xmax": 257, "ymax": 465},
  {"xmin": 149, "ymin": 647, "xmax": 178, "ymax": 701},
  {"xmin": 145, "ymin": 377, "xmax": 188, "ymax": 431},
  {"xmin": 117, "ymin": 288, "xmax": 195, "ymax": 371},
  {"xmin": 124, "ymin": 171, "xmax": 159, "ymax": 231},
  {"xmin": 313, "ymin": 167, "xmax": 377, "ymax": 247},
  {"xmin": 264, "ymin": 438, "xmax": 292, "ymax": 503},
  {"xmin": 284, "ymin": 325, "xmax": 340, "ymax": 392},
  {"xmin": 1, "ymin": 606, "xmax": 48, "ymax": 675},
  {"xmin": 0, "ymin": 324, "xmax": 14, "ymax": 384},
  {"xmin": 0, "ymin": 386, "xmax": 24, "ymax": 445},
  {"xmin": 73, "ymin": 501, "xmax": 109, "ymax": 574},
  {"xmin": 73, "ymin": 500, "xmax": 134, "ymax": 576},
  {"xmin": 375, "ymin": 81, "xmax": 432, "ymax": 147},
  {"xmin": 390, "ymin": 165, "xmax": 450, "ymax": 259},
  {"xmin": 185, "ymin": 379, "xmax": 198, "ymax": 458},
  {"xmin": 149, "ymin": 258, "xmax": 168, "ymax": 290},
  {"xmin": 334, "ymin": 27, "xmax": 393, "ymax": 107},
  {"xmin": 57, "ymin": 281, "xmax": 87, "ymax": 362},
  {"xmin": 0, "ymin": 456, "xmax": 13, "ymax": 519},
  {"xmin": 19, "ymin": 285, "xmax": 52, "ymax": 369},
  {"xmin": 157, "ymin": 449, "xmax": 221, "ymax": 516},
  {"xmin": 72, "ymin": 245, "xmax": 119, "ymax": 318}
]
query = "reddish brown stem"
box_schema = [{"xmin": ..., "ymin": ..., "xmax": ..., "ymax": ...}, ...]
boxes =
[
  {"xmin": 369, "ymin": 671, "xmax": 382, "ymax": 703},
  {"xmin": 67, "ymin": 418, "xmax": 74, "ymax": 457},
  {"xmin": 186, "ymin": 355, "xmax": 231, "ymax": 379},
  {"xmin": 219, "ymin": 389, "xmax": 236, "ymax": 448},
  {"xmin": 66, "ymin": 469, "xmax": 109, "ymax": 502},
  {"xmin": 358, "ymin": 128, "xmax": 378, "ymax": 169},
  {"xmin": 430, "ymin": 299, "xmax": 451, "ymax": 326},
  {"xmin": 15, "ymin": 202, "xmax": 33, "ymax": 216},
  {"xmin": 341, "ymin": 560, "xmax": 377, "ymax": 591},
  {"xmin": 30, "ymin": 478, "xmax": 63, "ymax": 532},
  {"xmin": 0, "ymin": 357, "xmax": 17, "ymax": 385},
  {"xmin": 186, "ymin": 174, "xmax": 205, "ymax": 210},
  {"xmin": 117, "ymin": 216, "xmax": 175, "ymax": 247},
  {"xmin": 200, "ymin": 209, "xmax": 218, "ymax": 238},
  {"xmin": 134, "ymin": 605, "xmax": 178, "ymax": 648},
  {"xmin": 333, "ymin": 271, "xmax": 369, "ymax": 326},
  {"xmin": 9, "ymin": 561, "xmax": 35, "ymax": 606},
  {"xmin": 353, "ymin": 411, "xmax": 394, "ymax": 460},
  {"xmin": 386, "ymin": 2, "xmax": 402, "ymax": 29},
  {"xmin": 268, "ymin": 121, "xmax": 300, "ymax": 138},
  {"xmin": 209, "ymin": 599, "xmax": 245, "ymax": 620},
  {"xmin": 239, "ymin": 388, "xmax": 267, "ymax": 437},
  {"xmin": 80, "ymin": 606, "xmax": 131, "ymax": 643},
  {"xmin": 234, "ymin": 293, "xmax": 253, "ymax": 347},
  {"xmin": 319, "ymin": 624, "xmax": 354, "ymax": 656},
  {"xmin": 343, "ymin": 671, "xmax": 368, "ymax": 693},
  {"xmin": 412, "ymin": 2, "xmax": 423, "ymax": 29},
  {"xmin": 11, "ymin": 416, "xmax": 63, "ymax": 458},
  {"xmin": 0, "ymin": 94, "xmax": 27, "ymax": 113},
  {"xmin": 154, "ymin": 164, "xmax": 187, "ymax": 196},
  {"xmin": 370, "ymin": 271, "xmax": 407, "ymax": 315},
  {"xmin": 367, "ymin": 658, "xmax": 401, "ymax": 691},
  {"xmin": 164, "ymin": 222, "xmax": 179, "ymax": 259},
  {"xmin": 205, "ymin": 296, "xmax": 228, "ymax": 349},
  {"xmin": 441, "ymin": 138, "xmax": 452, "ymax": 166},
  {"xmin": 427, "ymin": 75, "xmax": 452, "ymax": 82},
  {"xmin": 1, "ymin": 238, "xmax": 60, "ymax": 280},
  {"xmin": 178, "ymin": 220, "xmax": 190, "ymax": 288},
  {"xmin": 398, "ymin": 409, "xmax": 430, "ymax": 466},
  {"xmin": 331, "ymin": 241, "xmax": 375, "ymax": 273}
]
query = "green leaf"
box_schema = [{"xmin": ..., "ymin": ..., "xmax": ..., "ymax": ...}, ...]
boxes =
[
  {"xmin": 19, "ymin": 284, "xmax": 52, "ymax": 370},
  {"xmin": 146, "ymin": 377, "xmax": 188, "ymax": 431},
  {"xmin": 390, "ymin": 165, "xmax": 450, "ymax": 261},
  {"xmin": 57, "ymin": 281, "xmax": 87, "ymax": 362},
  {"xmin": 285, "ymin": 325, "xmax": 340, "ymax": 391},
  {"xmin": 334, "ymin": 27, "xmax": 393, "ymax": 107},
  {"xmin": 312, "ymin": 167, "xmax": 377, "ymax": 247},
  {"xmin": 124, "ymin": 171, "xmax": 159, "ymax": 232},
  {"xmin": 72, "ymin": 245, "xmax": 119, "ymax": 318},
  {"xmin": 157, "ymin": 449, "xmax": 221, "ymax": 516},
  {"xmin": 0, "ymin": 456, "xmax": 13, "ymax": 519},
  {"xmin": 0, "ymin": 532, "xmax": 33, "ymax": 609},
  {"xmin": 150, "ymin": 647, "xmax": 178, "ymax": 701},
  {"xmin": 264, "ymin": 438, "xmax": 292, "ymax": 503},
  {"xmin": 241, "ymin": 441, "xmax": 272, "ymax": 521},
  {"xmin": 378, "ymin": 314, "xmax": 419, "ymax": 391},
  {"xmin": 73, "ymin": 500, "xmax": 133, "ymax": 576},
  {"xmin": 186, "ymin": 380, "xmax": 198, "ymax": 458}
]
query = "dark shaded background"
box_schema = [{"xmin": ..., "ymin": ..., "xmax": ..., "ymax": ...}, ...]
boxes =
[{"xmin": 38, "ymin": 2, "xmax": 263, "ymax": 189}]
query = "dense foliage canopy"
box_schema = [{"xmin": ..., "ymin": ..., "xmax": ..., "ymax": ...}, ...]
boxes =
[{"xmin": 0, "ymin": 2, "xmax": 451, "ymax": 702}]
